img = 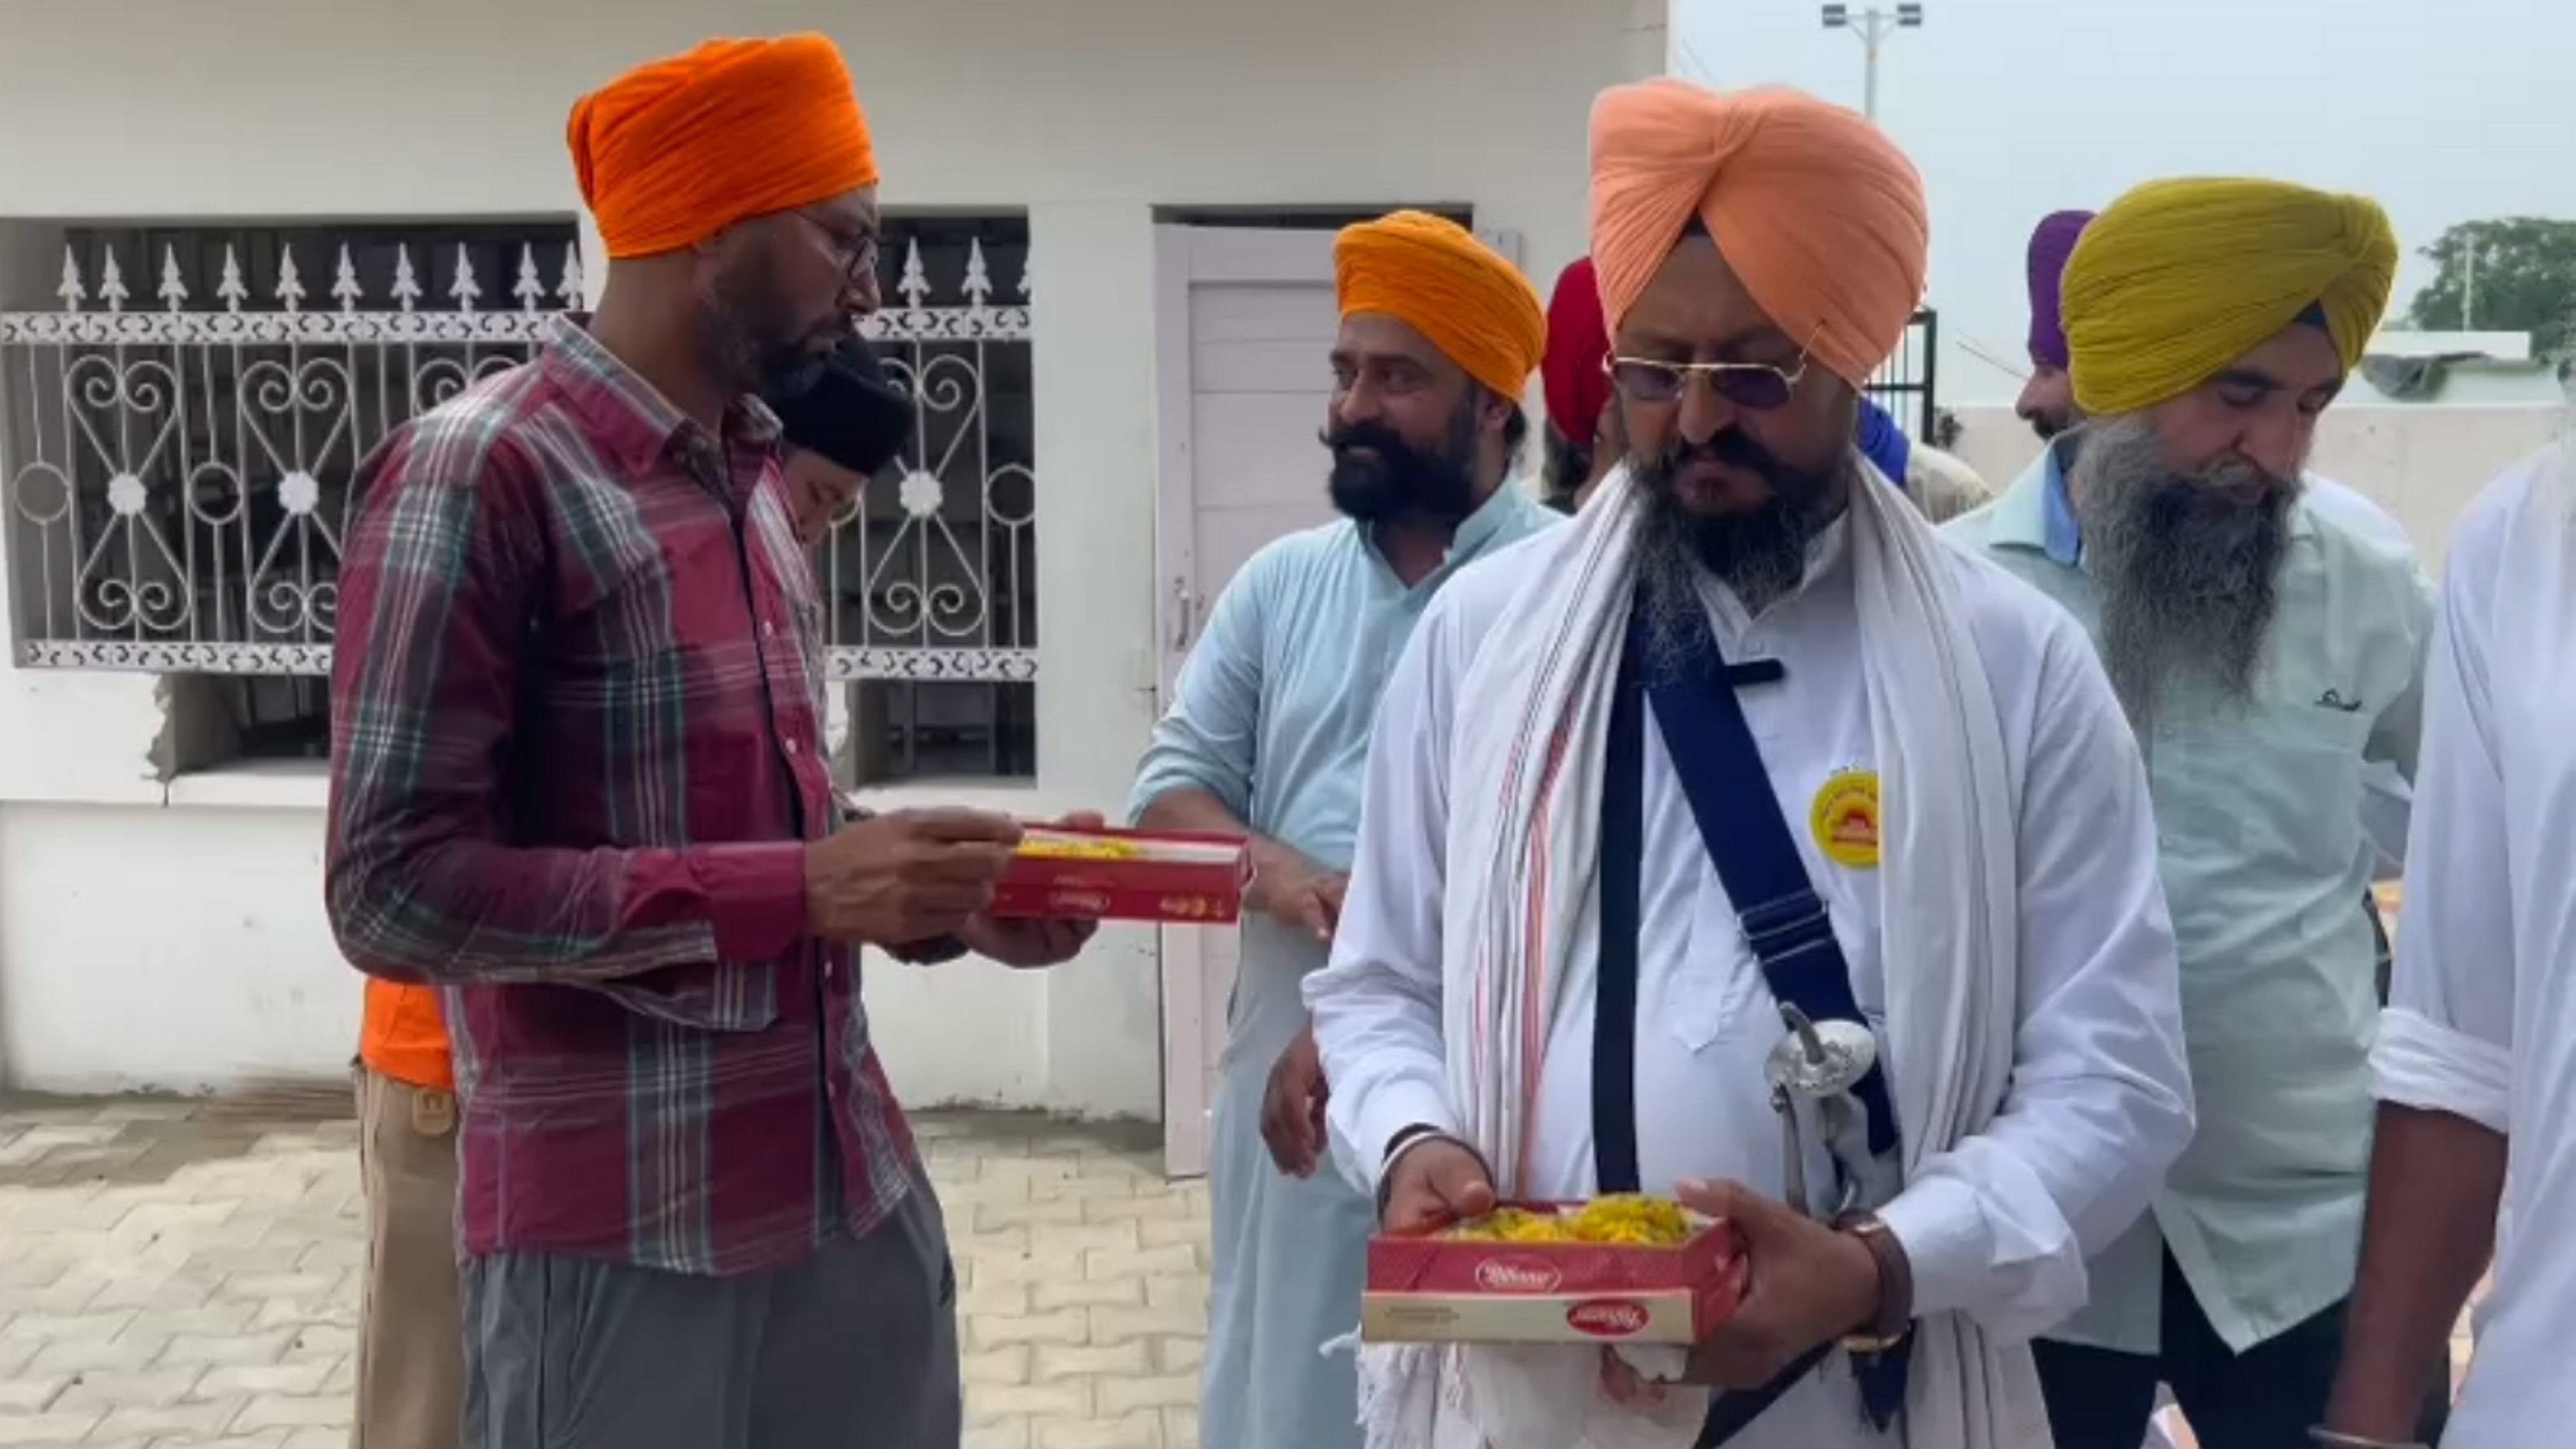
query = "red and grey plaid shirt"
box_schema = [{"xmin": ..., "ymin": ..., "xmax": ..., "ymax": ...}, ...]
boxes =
[{"xmin": 326, "ymin": 316, "xmax": 916, "ymax": 1276}]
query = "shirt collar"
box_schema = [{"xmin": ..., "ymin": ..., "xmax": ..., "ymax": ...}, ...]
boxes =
[
  {"xmin": 540, "ymin": 315, "xmax": 784, "ymax": 477},
  {"xmin": 2040, "ymin": 439, "xmax": 2084, "ymax": 566},
  {"xmin": 1359, "ymin": 476, "xmax": 1541, "ymax": 586},
  {"xmin": 1450, "ymin": 477, "xmax": 1540, "ymax": 562}
]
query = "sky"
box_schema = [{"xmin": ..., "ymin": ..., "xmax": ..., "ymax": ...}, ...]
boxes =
[{"xmin": 1674, "ymin": 0, "xmax": 2576, "ymax": 403}]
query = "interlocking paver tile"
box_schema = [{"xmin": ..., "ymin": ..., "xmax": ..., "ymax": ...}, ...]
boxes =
[
  {"xmin": 1, "ymin": 1097, "xmax": 1212, "ymax": 1449},
  {"xmin": 0, "ymin": 1407, "xmax": 101, "ymax": 1445}
]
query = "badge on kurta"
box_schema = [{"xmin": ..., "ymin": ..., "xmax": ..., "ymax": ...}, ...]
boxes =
[{"xmin": 1810, "ymin": 769, "xmax": 1880, "ymax": 869}]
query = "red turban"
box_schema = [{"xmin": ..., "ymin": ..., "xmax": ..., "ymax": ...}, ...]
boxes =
[
  {"xmin": 1543, "ymin": 258, "xmax": 1611, "ymax": 442},
  {"xmin": 569, "ymin": 34, "xmax": 879, "ymax": 260}
]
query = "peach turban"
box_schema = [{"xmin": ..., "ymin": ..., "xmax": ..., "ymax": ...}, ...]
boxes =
[
  {"xmin": 1587, "ymin": 79, "xmax": 1928, "ymax": 390},
  {"xmin": 569, "ymin": 34, "xmax": 879, "ymax": 260},
  {"xmin": 2063, "ymin": 177, "xmax": 2397, "ymax": 416},
  {"xmin": 1334, "ymin": 211, "xmax": 1547, "ymax": 399}
]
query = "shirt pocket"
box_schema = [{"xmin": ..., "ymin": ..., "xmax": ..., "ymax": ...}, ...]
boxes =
[
  {"xmin": 1660, "ymin": 873, "xmax": 1762, "ymax": 1054},
  {"xmin": 2164, "ymin": 701, "xmax": 2370, "ymax": 879}
]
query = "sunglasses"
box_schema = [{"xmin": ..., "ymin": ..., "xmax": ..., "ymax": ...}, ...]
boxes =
[{"xmin": 1603, "ymin": 348, "xmax": 1812, "ymax": 412}]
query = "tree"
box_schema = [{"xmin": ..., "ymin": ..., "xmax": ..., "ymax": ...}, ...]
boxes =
[{"xmin": 2407, "ymin": 217, "xmax": 2576, "ymax": 358}]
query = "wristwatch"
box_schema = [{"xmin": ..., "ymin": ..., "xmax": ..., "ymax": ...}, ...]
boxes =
[{"xmin": 1833, "ymin": 1212, "xmax": 1914, "ymax": 1353}]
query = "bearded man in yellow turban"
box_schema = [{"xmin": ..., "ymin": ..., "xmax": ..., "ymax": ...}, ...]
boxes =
[
  {"xmin": 1305, "ymin": 79, "xmax": 2193, "ymax": 1449},
  {"xmin": 1946, "ymin": 177, "xmax": 2445, "ymax": 1449},
  {"xmin": 328, "ymin": 35, "xmax": 1103, "ymax": 1449},
  {"xmin": 1129, "ymin": 208, "xmax": 1558, "ymax": 1449}
]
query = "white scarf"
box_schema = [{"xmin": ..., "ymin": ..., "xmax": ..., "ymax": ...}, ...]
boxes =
[{"xmin": 1354, "ymin": 463, "xmax": 2051, "ymax": 1449}]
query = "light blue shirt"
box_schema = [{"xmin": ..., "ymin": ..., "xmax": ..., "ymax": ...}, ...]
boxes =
[
  {"xmin": 1130, "ymin": 479, "xmax": 1559, "ymax": 866},
  {"xmin": 1126, "ymin": 478, "xmax": 1557, "ymax": 1449},
  {"xmin": 1945, "ymin": 444, "xmax": 2434, "ymax": 1354}
]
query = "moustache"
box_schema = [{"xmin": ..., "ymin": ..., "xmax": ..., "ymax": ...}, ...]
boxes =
[
  {"xmin": 1323, "ymin": 421, "xmax": 1413, "ymax": 459},
  {"xmin": 1653, "ymin": 427, "xmax": 1802, "ymax": 487},
  {"xmin": 2148, "ymin": 461, "xmax": 2299, "ymax": 519}
]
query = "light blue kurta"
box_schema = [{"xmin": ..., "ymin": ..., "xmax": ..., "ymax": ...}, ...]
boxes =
[
  {"xmin": 1129, "ymin": 482, "xmax": 1557, "ymax": 1449},
  {"xmin": 1945, "ymin": 447, "xmax": 2433, "ymax": 1356}
]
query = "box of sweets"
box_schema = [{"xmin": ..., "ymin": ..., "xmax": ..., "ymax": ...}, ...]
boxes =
[
  {"xmin": 1362, "ymin": 1196, "xmax": 1747, "ymax": 1346},
  {"xmin": 990, "ymin": 824, "xmax": 1251, "ymax": 925}
]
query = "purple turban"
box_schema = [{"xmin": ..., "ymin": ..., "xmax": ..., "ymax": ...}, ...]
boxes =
[{"xmin": 2026, "ymin": 209, "xmax": 2095, "ymax": 369}]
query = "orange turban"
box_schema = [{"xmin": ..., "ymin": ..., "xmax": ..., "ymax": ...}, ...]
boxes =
[
  {"xmin": 1588, "ymin": 79, "xmax": 1927, "ymax": 389},
  {"xmin": 569, "ymin": 34, "xmax": 879, "ymax": 260},
  {"xmin": 1334, "ymin": 211, "xmax": 1547, "ymax": 399}
]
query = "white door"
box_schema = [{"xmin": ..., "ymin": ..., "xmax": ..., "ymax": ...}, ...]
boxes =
[{"xmin": 1151, "ymin": 225, "xmax": 1344, "ymax": 1179}]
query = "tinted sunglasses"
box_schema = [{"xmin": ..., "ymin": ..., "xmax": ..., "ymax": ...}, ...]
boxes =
[{"xmin": 1603, "ymin": 348, "xmax": 1811, "ymax": 412}]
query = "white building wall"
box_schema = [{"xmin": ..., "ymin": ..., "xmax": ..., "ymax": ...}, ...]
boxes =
[{"xmin": 0, "ymin": 0, "xmax": 1658, "ymax": 1108}]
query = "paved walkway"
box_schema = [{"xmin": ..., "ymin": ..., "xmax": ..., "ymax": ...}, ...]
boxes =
[
  {"xmin": 0, "ymin": 1093, "xmax": 1208, "ymax": 1449},
  {"xmin": 0, "ymin": 1089, "xmax": 2478, "ymax": 1449}
]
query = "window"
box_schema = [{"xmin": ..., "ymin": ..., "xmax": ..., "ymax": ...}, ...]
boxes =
[
  {"xmin": 821, "ymin": 214, "xmax": 1038, "ymax": 785},
  {"xmin": 0, "ymin": 216, "xmax": 581, "ymax": 771},
  {"xmin": 0, "ymin": 213, "xmax": 1044, "ymax": 783}
]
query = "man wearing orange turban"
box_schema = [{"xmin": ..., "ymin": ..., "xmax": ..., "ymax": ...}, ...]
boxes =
[
  {"xmin": 1952, "ymin": 175, "xmax": 2444, "ymax": 1449},
  {"xmin": 1307, "ymin": 78, "xmax": 2191, "ymax": 1449},
  {"xmin": 329, "ymin": 34, "xmax": 1101, "ymax": 1449},
  {"xmin": 564, "ymin": 32, "xmax": 893, "ymax": 418},
  {"xmin": 1130, "ymin": 208, "xmax": 1557, "ymax": 1449}
]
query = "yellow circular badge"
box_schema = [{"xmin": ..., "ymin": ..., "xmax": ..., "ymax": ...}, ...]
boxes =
[{"xmin": 1810, "ymin": 769, "xmax": 1881, "ymax": 870}]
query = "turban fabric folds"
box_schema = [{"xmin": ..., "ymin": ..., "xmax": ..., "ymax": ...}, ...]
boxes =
[
  {"xmin": 570, "ymin": 34, "xmax": 878, "ymax": 260},
  {"xmin": 1333, "ymin": 211, "xmax": 1547, "ymax": 399},
  {"xmin": 2062, "ymin": 178, "xmax": 2397, "ymax": 416},
  {"xmin": 2026, "ymin": 210, "xmax": 2094, "ymax": 370},
  {"xmin": 1587, "ymin": 79, "xmax": 1927, "ymax": 390},
  {"xmin": 1543, "ymin": 257, "xmax": 1612, "ymax": 441}
]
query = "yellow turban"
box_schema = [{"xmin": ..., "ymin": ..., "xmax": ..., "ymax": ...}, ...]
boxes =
[
  {"xmin": 1589, "ymin": 80, "xmax": 1927, "ymax": 390},
  {"xmin": 1333, "ymin": 211, "xmax": 1547, "ymax": 399},
  {"xmin": 570, "ymin": 34, "xmax": 879, "ymax": 260},
  {"xmin": 2063, "ymin": 177, "xmax": 2397, "ymax": 416}
]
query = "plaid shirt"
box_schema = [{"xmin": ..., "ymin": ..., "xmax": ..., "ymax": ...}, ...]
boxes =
[{"xmin": 326, "ymin": 317, "xmax": 916, "ymax": 1275}]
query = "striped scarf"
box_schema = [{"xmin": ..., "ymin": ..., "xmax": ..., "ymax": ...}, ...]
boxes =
[{"xmin": 1356, "ymin": 463, "xmax": 2051, "ymax": 1449}]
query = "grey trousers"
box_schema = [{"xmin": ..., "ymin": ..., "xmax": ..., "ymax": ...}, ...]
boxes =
[{"xmin": 460, "ymin": 1179, "xmax": 960, "ymax": 1449}]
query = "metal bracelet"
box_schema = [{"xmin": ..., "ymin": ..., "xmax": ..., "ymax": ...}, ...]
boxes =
[{"xmin": 2307, "ymin": 1427, "xmax": 2430, "ymax": 1449}]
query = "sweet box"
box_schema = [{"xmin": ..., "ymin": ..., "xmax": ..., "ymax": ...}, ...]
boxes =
[
  {"xmin": 1361, "ymin": 1202, "xmax": 1747, "ymax": 1346},
  {"xmin": 989, "ymin": 824, "xmax": 1250, "ymax": 925}
]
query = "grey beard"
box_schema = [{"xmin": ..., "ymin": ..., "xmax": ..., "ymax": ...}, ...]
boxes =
[
  {"xmin": 1630, "ymin": 459, "xmax": 1841, "ymax": 678},
  {"xmin": 2074, "ymin": 416, "xmax": 2299, "ymax": 731}
]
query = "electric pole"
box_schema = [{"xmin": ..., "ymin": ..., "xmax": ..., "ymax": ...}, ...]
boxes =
[{"xmin": 1820, "ymin": 4, "xmax": 1924, "ymax": 122}]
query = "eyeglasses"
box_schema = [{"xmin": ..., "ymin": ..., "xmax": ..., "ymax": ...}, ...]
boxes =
[
  {"xmin": 1604, "ymin": 350, "xmax": 1811, "ymax": 411},
  {"xmin": 792, "ymin": 211, "xmax": 881, "ymax": 288}
]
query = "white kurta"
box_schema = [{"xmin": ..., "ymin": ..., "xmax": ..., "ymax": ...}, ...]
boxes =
[
  {"xmin": 2370, "ymin": 447, "xmax": 2576, "ymax": 1448},
  {"xmin": 1308, "ymin": 520, "xmax": 2195, "ymax": 1448}
]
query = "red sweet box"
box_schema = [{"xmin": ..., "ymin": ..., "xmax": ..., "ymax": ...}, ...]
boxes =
[
  {"xmin": 1362, "ymin": 1203, "xmax": 1747, "ymax": 1346},
  {"xmin": 989, "ymin": 824, "xmax": 1250, "ymax": 925}
]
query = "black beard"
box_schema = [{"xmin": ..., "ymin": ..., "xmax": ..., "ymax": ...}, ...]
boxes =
[
  {"xmin": 1322, "ymin": 401, "xmax": 1479, "ymax": 527},
  {"xmin": 2075, "ymin": 416, "xmax": 2301, "ymax": 731},
  {"xmin": 705, "ymin": 255, "xmax": 848, "ymax": 397},
  {"xmin": 1629, "ymin": 428, "xmax": 1846, "ymax": 672}
]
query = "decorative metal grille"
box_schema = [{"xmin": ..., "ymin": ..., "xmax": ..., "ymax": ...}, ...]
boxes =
[
  {"xmin": 0, "ymin": 220, "xmax": 1039, "ymax": 686},
  {"xmin": 1865, "ymin": 307, "xmax": 1939, "ymax": 440}
]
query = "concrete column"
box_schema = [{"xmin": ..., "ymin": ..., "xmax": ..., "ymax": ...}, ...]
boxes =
[{"xmin": 1024, "ymin": 199, "xmax": 1163, "ymax": 1122}]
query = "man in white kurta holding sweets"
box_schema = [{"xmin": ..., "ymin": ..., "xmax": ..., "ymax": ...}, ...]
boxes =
[{"xmin": 1304, "ymin": 78, "xmax": 2196, "ymax": 1449}]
